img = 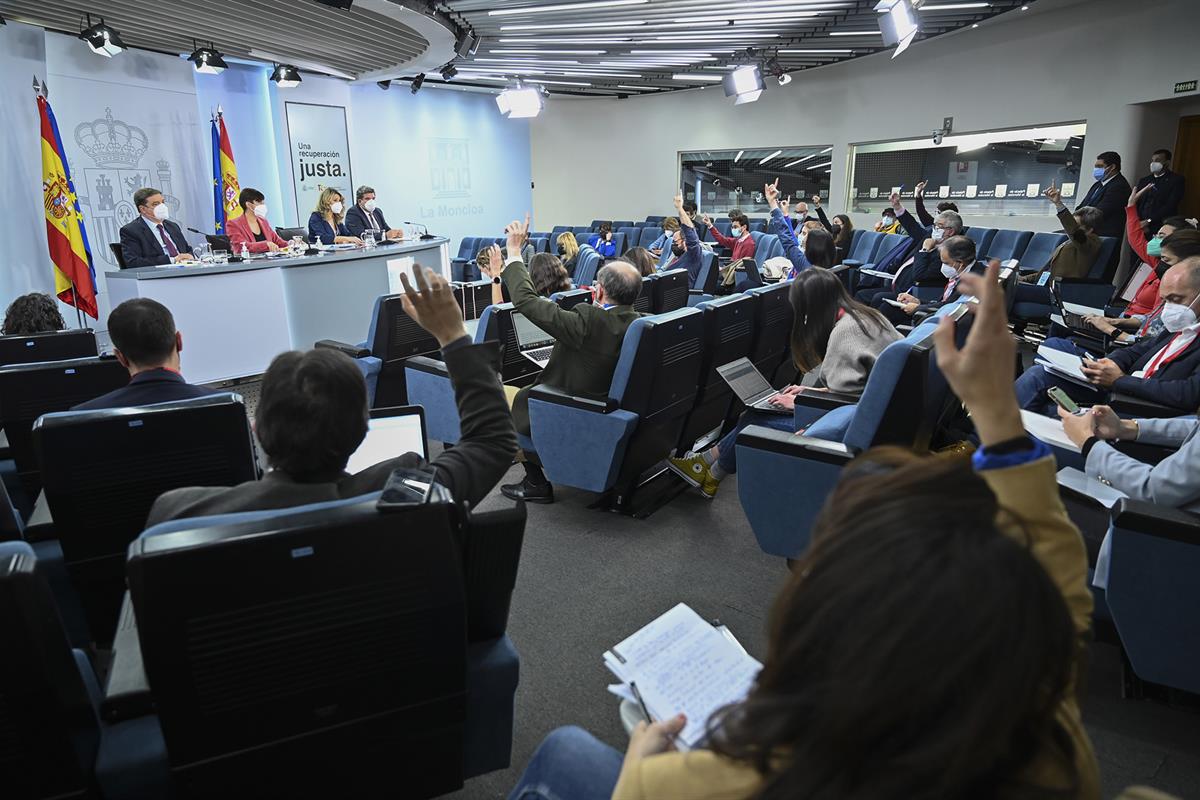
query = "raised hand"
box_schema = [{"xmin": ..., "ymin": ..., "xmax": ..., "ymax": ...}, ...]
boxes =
[
  {"xmin": 889, "ymin": 192, "xmax": 903, "ymax": 212},
  {"xmin": 915, "ymin": 179, "xmax": 928, "ymax": 198},
  {"xmin": 1129, "ymin": 182, "xmax": 1154, "ymax": 207},
  {"xmin": 702, "ymin": 213, "xmax": 713, "ymax": 227},
  {"xmin": 764, "ymin": 179, "xmax": 781, "ymax": 209},
  {"xmin": 505, "ymin": 218, "xmax": 528, "ymax": 261},
  {"xmin": 673, "ymin": 191, "xmax": 685, "ymax": 212},
  {"xmin": 481, "ymin": 244, "xmax": 504, "ymax": 278},
  {"xmin": 811, "ymin": 194, "xmax": 821, "ymax": 207},
  {"xmin": 399, "ymin": 266, "xmax": 468, "ymax": 347},
  {"xmin": 1043, "ymin": 182, "xmax": 1062, "ymax": 205},
  {"xmin": 780, "ymin": 195, "xmax": 791, "ymax": 217}
]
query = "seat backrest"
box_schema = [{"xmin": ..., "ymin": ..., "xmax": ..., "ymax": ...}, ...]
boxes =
[
  {"xmin": 696, "ymin": 294, "xmax": 757, "ymax": 394},
  {"xmin": 638, "ymin": 227, "xmax": 662, "ymax": 249},
  {"xmin": 574, "ymin": 231, "xmax": 592, "ymax": 247},
  {"xmin": 874, "ymin": 233, "xmax": 908, "ymax": 263},
  {"xmin": 695, "ymin": 251, "xmax": 720, "ymax": 294},
  {"xmin": 128, "ymin": 498, "xmax": 470, "ymax": 795},
  {"xmin": 746, "ymin": 282, "xmax": 794, "ymax": 379},
  {"xmin": 618, "ymin": 227, "xmax": 641, "ymax": 247},
  {"xmin": 529, "ymin": 236, "xmax": 549, "ymax": 254},
  {"xmin": 652, "ymin": 268, "xmax": 689, "ymax": 314},
  {"xmin": 632, "ymin": 275, "xmax": 655, "ymax": 313},
  {"xmin": 0, "ymin": 356, "xmax": 130, "ymax": 497},
  {"xmin": 1089, "ymin": 236, "xmax": 1118, "ymax": 279},
  {"xmin": 612, "ymin": 220, "xmax": 633, "ymax": 230},
  {"xmin": 964, "ymin": 227, "xmax": 997, "ymax": 257},
  {"xmin": 550, "ymin": 226, "xmax": 570, "ymax": 237},
  {"xmin": 589, "ymin": 219, "xmax": 607, "ymax": 231},
  {"xmin": 842, "ymin": 333, "xmax": 933, "ymax": 452},
  {"xmin": 0, "ymin": 329, "xmax": 98, "ymax": 367},
  {"xmin": 550, "ymin": 287, "xmax": 594, "ymax": 311},
  {"xmin": 1056, "ymin": 278, "xmax": 1116, "ymax": 310},
  {"xmin": 455, "ymin": 281, "xmax": 495, "ymax": 322},
  {"xmin": 714, "ymin": 221, "xmax": 733, "ymax": 239},
  {"xmin": 848, "ymin": 230, "xmax": 883, "ymax": 262},
  {"xmin": 608, "ymin": 307, "xmax": 704, "ymax": 423},
  {"xmin": 573, "ymin": 248, "xmax": 603, "ymax": 286},
  {"xmin": 755, "ymin": 236, "xmax": 784, "ymax": 269},
  {"xmin": 612, "ymin": 232, "xmax": 627, "ymax": 253},
  {"xmin": 749, "ymin": 230, "xmax": 767, "ymax": 253},
  {"xmin": 645, "ymin": 215, "xmax": 665, "ymax": 224},
  {"xmin": 108, "ymin": 241, "xmax": 128, "ymax": 268},
  {"xmin": 572, "ymin": 226, "xmax": 591, "ymax": 234},
  {"xmin": 1019, "ymin": 232, "xmax": 1068, "ymax": 271},
  {"xmin": 849, "ymin": 227, "xmax": 864, "ymax": 253},
  {"xmin": 455, "ymin": 237, "xmax": 477, "ymax": 260},
  {"xmin": 367, "ymin": 294, "xmax": 442, "ymax": 361},
  {"xmin": 485, "ymin": 303, "xmax": 543, "ymax": 383},
  {"xmin": 984, "ymin": 229, "xmax": 1033, "ymax": 262},
  {"xmin": 0, "ymin": 541, "xmax": 100, "ymax": 799}
]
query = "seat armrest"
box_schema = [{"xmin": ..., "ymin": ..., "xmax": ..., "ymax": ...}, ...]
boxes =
[
  {"xmin": 314, "ymin": 339, "xmax": 370, "ymax": 358},
  {"xmin": 829, "ymin": 263, "xmax": 856, "ymax": 274},
  {"xmin": 405, "ymin": 355, "xmax": 451, "ymax": 377},
  {"xmin": 1113, "ymin": 498, "xmax": 1200, "ymax": 544},
  {"xmin": 791, "ymin": 389, "xmax": 860, "ymax": 412},
  {"xmin": 736, "ymin": 424, "xmax": 857, "ymax": 465},
  {"xmin": 1109, "ymin": 391, "xmax": 1184, "ymax": 419},
  {"xmin": 841, "ymin": 259, "xmax": 863, "ymax": 269},
  {"xmin": 528, "ymin": 384, "xmax": 616, "ymax": 413},
  {"xmin": 102, "ymin": 592, "xmax": 153, "ymax": 723}
]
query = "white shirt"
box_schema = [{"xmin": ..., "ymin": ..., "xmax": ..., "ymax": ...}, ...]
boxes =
[{"xmin": 1133, "ymin": 322, "xmax": 1200, "ymax": 378}]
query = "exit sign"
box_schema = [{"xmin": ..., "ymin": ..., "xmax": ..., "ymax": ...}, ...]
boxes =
[{"xmin": 1176, "ymin": 80, "xmax": 1198, "ymax": 94}]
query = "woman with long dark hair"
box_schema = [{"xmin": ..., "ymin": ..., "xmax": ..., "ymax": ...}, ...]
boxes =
[
  {"xmin": 507, "ymin": 263, "xmax": 1100, "ymax": 800},
  {"xmin": 666, "ymin": 267, "xmax": 900, "ymax": 498},
  {"xmin": 622, "ymin": 246, "xmax": 658, "ymax": 277}
]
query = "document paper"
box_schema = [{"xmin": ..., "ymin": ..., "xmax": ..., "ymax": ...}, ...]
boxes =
[
  {"xmin": 604, "ymin": 603, "xmax": 761, "ymax": 749},
  {"xmin": 1035, "ymin": 345, "xmax": 1094, "ymax": 388}
]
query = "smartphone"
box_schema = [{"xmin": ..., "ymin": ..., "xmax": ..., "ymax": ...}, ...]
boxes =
[{"xmin": 1047, "ymin": 386, "xmax": 1084, "ymax": 416}]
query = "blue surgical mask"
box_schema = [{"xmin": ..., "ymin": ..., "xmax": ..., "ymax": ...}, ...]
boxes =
[{"xmin": 1092, "ymin": 167, "xmax": 1107, "ymax": 181}]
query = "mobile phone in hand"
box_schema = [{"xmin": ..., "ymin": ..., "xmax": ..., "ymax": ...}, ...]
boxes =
[{"xmin": 1047, "ymin": 386, "xmax": 1085, "ymax": 416}]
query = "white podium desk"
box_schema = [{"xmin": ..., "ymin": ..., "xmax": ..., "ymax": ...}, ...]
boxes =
[{"xmin": 104, "ymin": 238, "xmax": 450, "ymax": 384}]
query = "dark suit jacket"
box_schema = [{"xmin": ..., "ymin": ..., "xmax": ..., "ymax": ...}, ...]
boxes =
[
  {"xmin": 343, "ymin": 205, "xmax": 391, "ymax": 238},
  {"xmin": 1108, "ymin": 329, "xmax": 1200, "ymax": 411},
  {"xmin": 502, "ymin": 257, "xmax": 642, "ymax": 437},
  {"xmin": 856, "ymin": 208, "xmax": 927, "ymax": 289},
  {"xmin": 72, "ymin": 368, "xmax": 217, "ymax": 411},
  {"xmin": 144, "ymin": 339, "xmax": 516, "ymax": 525},
  {"xmin": 119, "ymin": 218, "xmax": 190, "ymax": 268},
  {"xmin": 1134, "ymin": 170, "xmax": 1186, "ymax": 231},
  {"xmin": 1075, "ymin": 174, "xmax": 1131, "ymax": 239},
  {"xmin": 307, "ymin": 212, "xmax": 352, "ymax": 245}
]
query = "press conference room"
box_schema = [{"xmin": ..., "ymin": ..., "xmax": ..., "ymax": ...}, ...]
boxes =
[{"xmin": 2, "ymin": 0, "xmax": 1200, "ymax": 796}]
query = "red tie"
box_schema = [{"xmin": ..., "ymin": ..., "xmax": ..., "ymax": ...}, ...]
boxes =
[{"xmin": 157, "ymin": 224, "xmax": 179, "ymax": 258}]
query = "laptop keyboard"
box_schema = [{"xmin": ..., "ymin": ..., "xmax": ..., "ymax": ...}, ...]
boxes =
[{"xmin": 525, "ymin": 345, "xmax": 555, "ymax": 364}]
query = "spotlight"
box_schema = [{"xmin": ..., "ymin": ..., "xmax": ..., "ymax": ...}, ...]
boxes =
[
  {"xmin": 78, "ymin": 15, "xmax": 126, "ymax": 57},
  {"xmin": 440, "ymin": 63, "xmax": 459, "ymax": 81},
  {"xmin": 270, "ymin": 64, "xmax": 302, "ymax": 88},
  {"xmin": 377, "ymin": 79, "xmax": 392, "ymax": 90},
  {"xmin": 765, "ymin": 57, "xmax": 791, "ymax": 86},
  {"xmin": 188, "ymin": 43, "xmax": 228, "ymax": 75},
  {"xmin": 455, "ymin": 29, "xmax": 479, "ymax": 58},
  {"xmin": 496, "ymin": 82, "xmax": 544, "ymax": 119},
  {"xmin": 874, "ymin": 0, "xmax": 920, "ymax": 58},
  {"xmin": 410, "ymin": 73, "xmax": 426, "ymax": 94},
  {"xmin": 723, "ymin": 64, "xmax": 763, "ymax": 105}
]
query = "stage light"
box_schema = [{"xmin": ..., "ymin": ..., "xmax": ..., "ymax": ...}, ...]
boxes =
[
  {"xmin": 723, "ymin": 64, "xmax": 764, "ymax": 104},
  {"xmin": 377, "ymin": 80, "xmax": 391, "ymax": 90},
  {"xmin": 411, "ymin": 73, "xmax": 426, "ymax": 94},
  {"xmin": 440, "ymin": 64, "xmax": 459, "ymax": 80},
  {"xmin": 188, "ymin": 43, "xmax": 228, "ymax": 75},
  {"xmin": 496, "ymin": 83, "xmax": 545, "ymax": 118},
  {"xmin": 874, "ymin": 0, "xmax": 920, "ymax": 58},
  {"xmin": 270, "ymin": 64, "xmax": 302, "ymax": 88},
  {"xmin": 79, "ymin": 15, "xmax": 126, "ymax": 57}
]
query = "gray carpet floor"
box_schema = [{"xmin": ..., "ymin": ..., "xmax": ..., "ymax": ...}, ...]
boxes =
[{"xmin": 447, "ymin": 460, "xmax": 1200, "ymax": 800}]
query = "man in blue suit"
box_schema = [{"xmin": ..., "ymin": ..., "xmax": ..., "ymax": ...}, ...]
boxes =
[
  {"xmin": 118, "ymin": 188, "xmax": 192, "ymax": 268},
  {"xmin": 343, "ymin": 185, "xmax": 405, "ymax": 241},
  {"xmin": 1074, "ymin": 150, "xmax": 1131, "ymax": 239},
  {"xmin": 73, "ymin": 299, "xmax": 218, "ymax": 411}
]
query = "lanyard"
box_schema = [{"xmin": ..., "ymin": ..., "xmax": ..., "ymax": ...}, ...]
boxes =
[{"xmin": 1143, "ymin": 331, "xmax": 1193, "ymax": 377}]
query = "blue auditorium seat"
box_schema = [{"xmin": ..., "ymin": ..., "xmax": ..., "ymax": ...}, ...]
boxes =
[
  {"xmin": 529, "ymin": 236, "xmax": 550, "ymax": 254},
  {"xmin": 645, "ymin": 215, "xmax": 665, "ymax": 224},
  {"xmin": 573, "ymin": 247, "xmax": 604, "ymax": 286},
  {"xmin": 651, "ymin": 269, "xmax": 689, "ymax": 314},
  {"xmin": 571, "ymin": 226, "xmax": 591, "ymax": 234},
  {"xmin": 1018, "ymin": 232, "xmax": 1068, "ymax": 272},
  {"xmin": 632, "ymin": 274, "xmax": 655, "ymax": 313},
  {"xmin": 589, "ymin": 219, "xmax": 607, "ymax": 230},
  {"xmin": 0, "ymin": 329, "xmax": 98, "ymax": 367},
  {"xmin": 686, "ymin": 251, "xmax": 719, "ymax": 305},
  {"xmin": 638, "ymin": 227, "xmax": 663, "ymax": 249},
  {"xmin": 521, "ymin": 308, "xmax": 704, "ymax": 511},
  {"xmin": 744, "ymin": 282, "xmax": 794, "ymax": 389},
  {"xmin": 618, "ymin": 227, "xmax": 641, "ymax": 249},
  {"xmin": 861, "ymin": 233, "xmax": 907, "ymax": 270},
  {"xmin": 842, "ymin": 230, "xmax": 886, "ymax": 267},
  {"xmin": 675, "ymin": 293, "xmax": 757, "ymax": 454},
  {"xmin": 125, "ymin": 493, "xmax": 523, "ymax": 794},
  {"xmin": 612, "ymin": 220, "xmax": 634, "ymax": 230},
  {"xmin": 964, "ymin": 227, "xmax": 997, "ymax": 257},
  {"xmin": 983, "ymin": 229, "xmax": 1032, "ymax": 263},
  {"xmin": 452, "ymin": 237, "xmax": 479, "ymax": 281},
  {"xmin": 736, "ymin": 312, "xmax": 961, "ymax": 558},
  {"xmin": 550, "ymin": 225, "xmax": 570, "ymax": 237},
  {"xmin": 1089, "ymin": 236, "xmax": 1118, "ymax": 279},
  {"xmin": 574, "ymin": 231, "xmax": 591, "ymax": 247}
]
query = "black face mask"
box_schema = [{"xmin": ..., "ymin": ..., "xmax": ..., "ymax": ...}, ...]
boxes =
[
  {"xmin": 672, "ymin": 243, "xmax": 685, "ymax": 257},
  {"xmin": 1155, "ymin": 261, "xmax": 1170, "ymax": 279},
  {"xmin": 557, "ymin": 246, "xmax": 567, "ymax": 256}
]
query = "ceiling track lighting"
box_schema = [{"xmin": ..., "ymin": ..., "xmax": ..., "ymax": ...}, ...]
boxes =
[
  {"xmin": 440, "ymin": 63, "xmax": 459, "ymax": 81},
  {"xmin": 874, "ymin": 0, "xmax": 920, "ymax": 58},
  {"xmin": 410, "ymin": 73, "xmax": 426, "ymax": 94},
  {"xmin": 188, "ymin": 41, "xmax": 228, "ymax": 75},
  {"xmin": 78, "ymin": 14, "xmax": 126, "ymax": 57},
  {"xmin": 270, "ymin": 63, "xmax": 302, "ymax": 88}
]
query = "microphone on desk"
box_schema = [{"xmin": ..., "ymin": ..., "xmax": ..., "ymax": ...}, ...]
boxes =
[
  {"xmin": 187, "ymin": 227, "xmax": 207, "ymax": 235},
  {"xmin": 404, "ymin": 222, "xmax": 437, "ymax": 241}
]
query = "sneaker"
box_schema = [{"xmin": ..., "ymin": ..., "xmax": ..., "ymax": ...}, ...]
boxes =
[
  {"xmin": 501, "ymin": 477, "xmax": 555, "ymax": 504},
  {"xmin": 667, "ymin": 454, "xmax": 720, "ymax": 498}
]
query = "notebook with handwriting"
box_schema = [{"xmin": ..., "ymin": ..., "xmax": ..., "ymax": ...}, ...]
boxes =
[{"xmin": 604, "ymin": 603, "xmax": 762, "ymax": 749}]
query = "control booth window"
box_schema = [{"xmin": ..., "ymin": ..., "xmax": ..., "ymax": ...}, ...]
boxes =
[
  {"xmin": 847, "ymin": 123, "xmax": 1087, "ymax": 217},
  {"xmin": 680, "ymin": 147, "xmax": 834, "ymax": 217}
]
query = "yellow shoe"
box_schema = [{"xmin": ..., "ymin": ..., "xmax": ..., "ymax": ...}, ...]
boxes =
[
  {"xmin": 667, "ymin": 454, "xmax": 721, "ymax": 499},
  {"xmin": 697, "ymin": 471, "xmax": 721, "ymax": 500}
]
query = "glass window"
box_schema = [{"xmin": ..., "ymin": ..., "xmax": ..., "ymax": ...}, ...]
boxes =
[
  {"xmin": 847, "ymin": 123, "xmax": 1087, "ymax": 217},
  {"xmin": 680, "ymin": 147, "xmax": 833, "ymax": 217}
]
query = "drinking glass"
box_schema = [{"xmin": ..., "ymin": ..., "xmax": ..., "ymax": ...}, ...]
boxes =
[{"xmin": 362, "ymin": 230, "xmax": 376, "ymax": 249}]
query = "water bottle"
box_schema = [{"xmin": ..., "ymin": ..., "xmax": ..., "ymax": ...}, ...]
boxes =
[{"xmin": 239, "ymin": 243, "xmax": 249, "ymax": 260}]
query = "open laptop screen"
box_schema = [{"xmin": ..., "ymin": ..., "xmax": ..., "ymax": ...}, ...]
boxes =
[
  {"xmin": 715, "ymin": 358, "xmax": 774, "ymax": 405},
  {"xmin": 345, "ymin": 406, "xmax": 427, "ymax": 475},
  {"xmin": 511, "ymin": 312, "xmax": 555, "ymax": 350}
]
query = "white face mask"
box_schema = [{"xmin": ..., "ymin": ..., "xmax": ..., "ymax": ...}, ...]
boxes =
[
  {"xmin": 1149, "ymin": 162, "xmax": 1164, "ymax": 175},
  {"xmin": 364, "ymin": 199, "xmax": 377, "ymax": 212},
  {"xmin": 940, "ymin": 263, "xmax": 959, "ymax": 280},
  {"xmin": 931, "ymin": 227, "xmax": 946, "ymax": 243},
  {"xmin": 253, "ymin": 204, "xmax": 269, "ymax": 219},
  {"xmin": 881, "ymin": 216, "xmax": 894, "ymax": 227},
  {"xmin": 152, "ymin": 203, "xmax": 169, "ymax": 221},
  {"xmin": 1160, "ymin": 295, "xmax": 1199, "ymax": 332},
  {"xmin": 331, "ymin": 201, "xmax": 344, "ymax": 215}
]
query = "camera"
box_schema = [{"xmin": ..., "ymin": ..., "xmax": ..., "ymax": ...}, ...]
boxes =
[{"xmin": 932, "ymin": 130, "xmax": 944, "ymax": 145}]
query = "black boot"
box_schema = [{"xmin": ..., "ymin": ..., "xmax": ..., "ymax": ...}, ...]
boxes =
[{"xmin": 501, "ymin": 463, "xmax": 554, "ymax": 504}]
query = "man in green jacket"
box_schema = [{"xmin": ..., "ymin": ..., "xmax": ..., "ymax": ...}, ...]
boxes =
[
  {"xmin": 1023, "ymin": 182, "xmax": 1103, "ymax": 282},
  {"xmin": 499, "ymin": 217, "xmax": 644, "ymax": 503}
]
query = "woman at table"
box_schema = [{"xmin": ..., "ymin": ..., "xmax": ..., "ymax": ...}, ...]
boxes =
[
  {"xmin": 307, "ymin": 188, "xmax": 363, "ymax": 246},
  {"xmin": 227, "ymin": 188, "xmax": 289, "ymax": 254}
]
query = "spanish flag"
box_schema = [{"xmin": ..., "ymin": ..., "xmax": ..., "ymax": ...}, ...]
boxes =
[
  {"xmin": 38, "ymin": 94, "xmax": 98, "ymax": 320},
  {"xmin": 211, "ymin": 111, "xmax": 241, "ymax": 233}
]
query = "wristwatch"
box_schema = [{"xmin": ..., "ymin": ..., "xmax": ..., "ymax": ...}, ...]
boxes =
[{"xmin": 492, "ymin": 276, "xmax": 502, "ymax": 285}]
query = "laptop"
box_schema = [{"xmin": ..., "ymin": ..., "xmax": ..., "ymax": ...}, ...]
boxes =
[
  {"xmin": 345, "ymin": 405, "xmax": 428, "ymax": 474},
  {"xmin": 512, "ymin": 312, "xmax": 556, "ymax": 368},
  {"xmin": 715, "ymin": 358, "xmax": 792, "ymax": 416}
]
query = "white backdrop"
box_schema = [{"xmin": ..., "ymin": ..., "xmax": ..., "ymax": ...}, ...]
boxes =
[{"xmin": 45, "ymin": 32, "xmax": 211, "ymax": 321}]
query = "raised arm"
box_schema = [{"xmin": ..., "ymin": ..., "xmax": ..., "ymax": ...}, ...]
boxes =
[
  {"xmin": 1125, "ymin": 184, "xmax": 1155, "ymax": 262},
  {"xmin": 914, "ymin": 180, "xmax": 934, "ymax": 227},
  {"xmin": 892, "ymin": 192, "xmax": 927, "ymax": 243},
  {"xmin": 499, "ymin": 217, "xmax": 587, "ymax": 348},
  {"xmin": 767, "ymin": 182, "xmax": 810, "ymax": 273},
  {"xmin": 813, "ymin": 196, "xmax": 834, "ymax": 233}
]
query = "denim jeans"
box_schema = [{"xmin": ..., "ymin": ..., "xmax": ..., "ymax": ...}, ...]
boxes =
[
  {"xmin": 716, "ymin": 409, "xmax": 796, "ymax": 475},
  {"xmin": 507, "ymin": 726, "xmax": 623, "ymax": 800},
  {"xmin": 1015, "ymin": 337, "xmax": 1107, "ymax": 415}
]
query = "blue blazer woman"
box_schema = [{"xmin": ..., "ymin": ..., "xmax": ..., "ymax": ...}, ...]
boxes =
[{"xmin": 307, "ymin": 212, "xmax": 351, "ymax": 245}]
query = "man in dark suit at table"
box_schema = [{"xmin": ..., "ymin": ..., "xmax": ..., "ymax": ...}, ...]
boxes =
[
  {"xmin": 118, "ymin": 187, "xmax": 192, "ymax": 268},
  {"xmin": 73, "ymin": 298, "xmax": 217, "ymax": 411},
  {"xmin": 144, "ymin": 267, "xmax": 516, "ymax": 525},
  {"xmin": 1074, "ymin": 150, "xmax": 1131, "ymax": 239},
  {"xmin": 344, "ymin": 185, "xmax": 406, "ymax": 241}
]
